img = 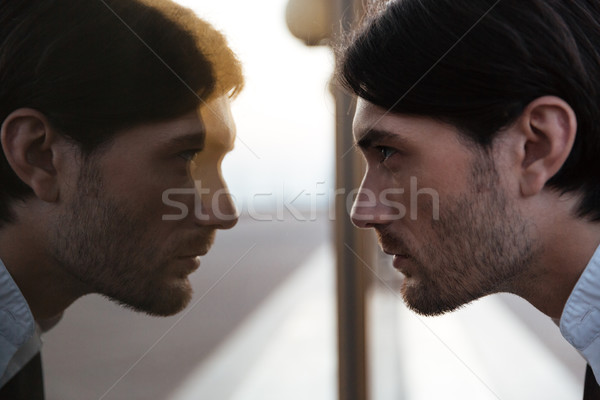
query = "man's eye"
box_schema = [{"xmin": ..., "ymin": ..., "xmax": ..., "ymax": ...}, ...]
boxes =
[
  {"xmin": 179, "ymin": 149, "xmax": 202, "ymax": 162},
  {"xmin": 377, "ymin": 146, "xmax": 396, "ymax": 162}
]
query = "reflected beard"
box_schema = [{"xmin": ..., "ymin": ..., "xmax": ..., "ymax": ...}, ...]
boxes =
[
  {"xmin": 112, "ymin": 275, "xmax": 194, "ymax": 317},
  {"xmin": 50, "ymin": 159, "xmax": 193, "ymax": 317}
]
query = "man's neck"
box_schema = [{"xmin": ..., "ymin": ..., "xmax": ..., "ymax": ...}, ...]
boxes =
[
  {"xmin": 514, "ymin": 199, "xmax": 600, "ymax": 319},
  {"xmin": 0, "ymin": 216, "xmax": 88, "ymax": 321}
]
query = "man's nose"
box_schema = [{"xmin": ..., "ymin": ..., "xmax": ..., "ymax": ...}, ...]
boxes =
[
  {"xmin": 194, "ymin": 180, "xmax": 238, "ymax": 230},
  {"xmin": 350, "ymin": 178, "xmax": 398, "ymax": 229}
]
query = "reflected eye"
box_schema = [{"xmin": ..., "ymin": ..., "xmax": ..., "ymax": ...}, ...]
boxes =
[
  {"xmin": 377, "ymin": 146, "xmax": 396, "ymax": 163},
  {"xmin": 179, "ymin": 149, "xmax": 202, "ymax": 162}
]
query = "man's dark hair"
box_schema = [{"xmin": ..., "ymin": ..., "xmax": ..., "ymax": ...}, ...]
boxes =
[
  {"xmin": 338, "ymin": 0, "xmax": 600, "ymax": 221},
  {"xmin": 0, "ymin": 0, "xmax": 243, "ymax": 225}
]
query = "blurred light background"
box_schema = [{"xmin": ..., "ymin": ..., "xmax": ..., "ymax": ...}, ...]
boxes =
[{"xmin": 178, "ymin": 0, "xmax": 336, "ymax": 213}]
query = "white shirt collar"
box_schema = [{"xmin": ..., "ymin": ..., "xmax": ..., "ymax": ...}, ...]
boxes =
[
  {"xmin": 0, "ymin": 258, "xmax": 37, "ymax": 386},
  {"xmin": 560, "ymin": 243, "xmax": 600, "ymax": 384}
]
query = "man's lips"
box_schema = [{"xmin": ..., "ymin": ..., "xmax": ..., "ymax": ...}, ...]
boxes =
[
  {"xmin": 175, "ymin": 247, "xmax": 210, "ymax": 272},
  {"xmin": 178, "ymin": 245, "xmax": 211, "ymax": 259},
  {"xmin": 175, "ymin": 255, "xmax": 202, "ymax": 275},
  {"xmin": 178, "ymin": 251, "xmax": 208, "ymax": 258},
  {"xmin": 382, "ymin": 248, "xmax": 411, "ymax": 275},
  {"xmin": 392, "ymin": 254, "xmax": 411, "ymax": 276},
  {"xmin": 383, "ymin": 248, "xmax": 409, "ymax": 258}
]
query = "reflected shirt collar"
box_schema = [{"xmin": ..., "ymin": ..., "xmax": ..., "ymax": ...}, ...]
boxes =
[{"xmin": 0, "ymin": 258, "xmax": 36, "ymax": 386}]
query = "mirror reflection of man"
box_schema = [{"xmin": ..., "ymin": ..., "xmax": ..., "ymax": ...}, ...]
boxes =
[
  {"xmin": 338, "ymin": 0, "xmax": 600, "ymax": 396},
  {"xmin": 0, "ymin": 0, "xmax": 243, "ymax": 398}
]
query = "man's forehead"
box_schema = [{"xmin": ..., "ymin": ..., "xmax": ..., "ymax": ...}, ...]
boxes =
[
  {"xmin": 354, "ymin": 98, "xmax": 383, "ymax": 124},
  {"xmin": 353, "ymin": 98, "xmax": 405, "ymax": 142},
  {"xmin": 107, "ymin": 111, "xmax": 204, "ymax": 147},
  {"xmin": 200, "ymin": 95, "xmax": 236, "ymax": 151},
  {"xmin": 352, "ymin": 98, "xmax": 463, "ymax": 147}
]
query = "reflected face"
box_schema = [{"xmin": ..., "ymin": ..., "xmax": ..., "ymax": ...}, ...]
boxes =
[
  {"xmin": 351, "ymin": 99, "xmax": 538, "ymax": 316},
  {"xmin": 51, "ymin": 96, "xmax": 238, "ymax": 316}
]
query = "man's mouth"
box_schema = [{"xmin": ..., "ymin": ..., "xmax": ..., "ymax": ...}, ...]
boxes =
[
  {"xmin": 392, "ymin": 254, "xmax": 411, "ymax": 276},
  {"xmin": 382, "ymin": 248, "xmax": 409, "ymax": 258},
  {"xmin": 174, "ymin": 255, "xmax": 202, "ymax": 276},
  {"xmin": 178, "ymin": 237, "xmax": 214, "ymax": 259},
  {"xmin": 381, "ymin": 247, "xmax": 411, "ymax": 275},
  {"xmin": 179, "ymin": 250, "xmax": 209, "ymax": 258}
]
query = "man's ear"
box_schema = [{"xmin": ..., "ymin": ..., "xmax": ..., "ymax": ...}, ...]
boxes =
[
  {"xmin": 516, "ymin": 96, "xmax": 577, "ymax": 197},
  {"xmin": 1, "ymin": 108, "xmax": 61, "ymax": 202}
]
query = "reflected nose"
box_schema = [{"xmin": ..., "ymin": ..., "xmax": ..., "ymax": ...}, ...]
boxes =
[{"xmin": 194, "ymin": 179, "xmax": 238, "ymax": 230}]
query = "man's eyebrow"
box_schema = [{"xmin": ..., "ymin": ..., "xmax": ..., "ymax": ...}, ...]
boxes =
[
  {"xmin": 355, "ymin": 128, "xmax": 404, "ymax": 149},
  {"xmin": 165, "ymin": 130, "xmax": 206, "ymax": 149}
]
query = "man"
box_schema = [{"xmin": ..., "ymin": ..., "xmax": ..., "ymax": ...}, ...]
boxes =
[
  {"xmin": 0, "ymin": 0, "xmax": 243, "ymax": 397},
  {"xmin": 337, "ymin": 0, "xmax": 600, "ymax": 395}
]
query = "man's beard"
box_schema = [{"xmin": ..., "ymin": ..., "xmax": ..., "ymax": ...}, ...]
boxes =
[
  {"xmin": 49, "ymin": 157, "xmax": 194, "ymax": 316},
  {"xmin": 380, "ymin": 151, "xmax": 540, "ymax": 316}
]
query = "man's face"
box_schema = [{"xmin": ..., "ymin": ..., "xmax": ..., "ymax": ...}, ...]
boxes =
[
  {"xmin": 51, "ymin": 95, "xmax": 238, "ymax": 316},
  {"xmin": 351, "ymin": 99, "xmax": 539, "ymax": 316}
]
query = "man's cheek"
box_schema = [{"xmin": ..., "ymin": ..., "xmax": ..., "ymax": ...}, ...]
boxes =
[{"xmin": 162, "ymin": 189, "xmax": 196, "ymax": 221}]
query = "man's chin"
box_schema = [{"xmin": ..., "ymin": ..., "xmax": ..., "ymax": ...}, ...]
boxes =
[
  {"xmin": 113, "ymin": 282, "xmax": 193, "ymax": 317},
  {"xmin": 401, "ymin": 282, "xmax": 464, "ymax": 317}
]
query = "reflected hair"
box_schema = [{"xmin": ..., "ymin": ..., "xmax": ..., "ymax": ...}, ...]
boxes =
[{"xmin": 0, "ymin": 0, "xmax": 244, "ymax": 225}]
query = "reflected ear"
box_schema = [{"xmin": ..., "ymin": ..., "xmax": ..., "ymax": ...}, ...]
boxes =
[
  {"xmin": 517, "ymin": 96, "xmax": 576, "ymax": 197},
  {"xmin": 1, "ymin": 108, "xmax": 61, "ymax": 202}
]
